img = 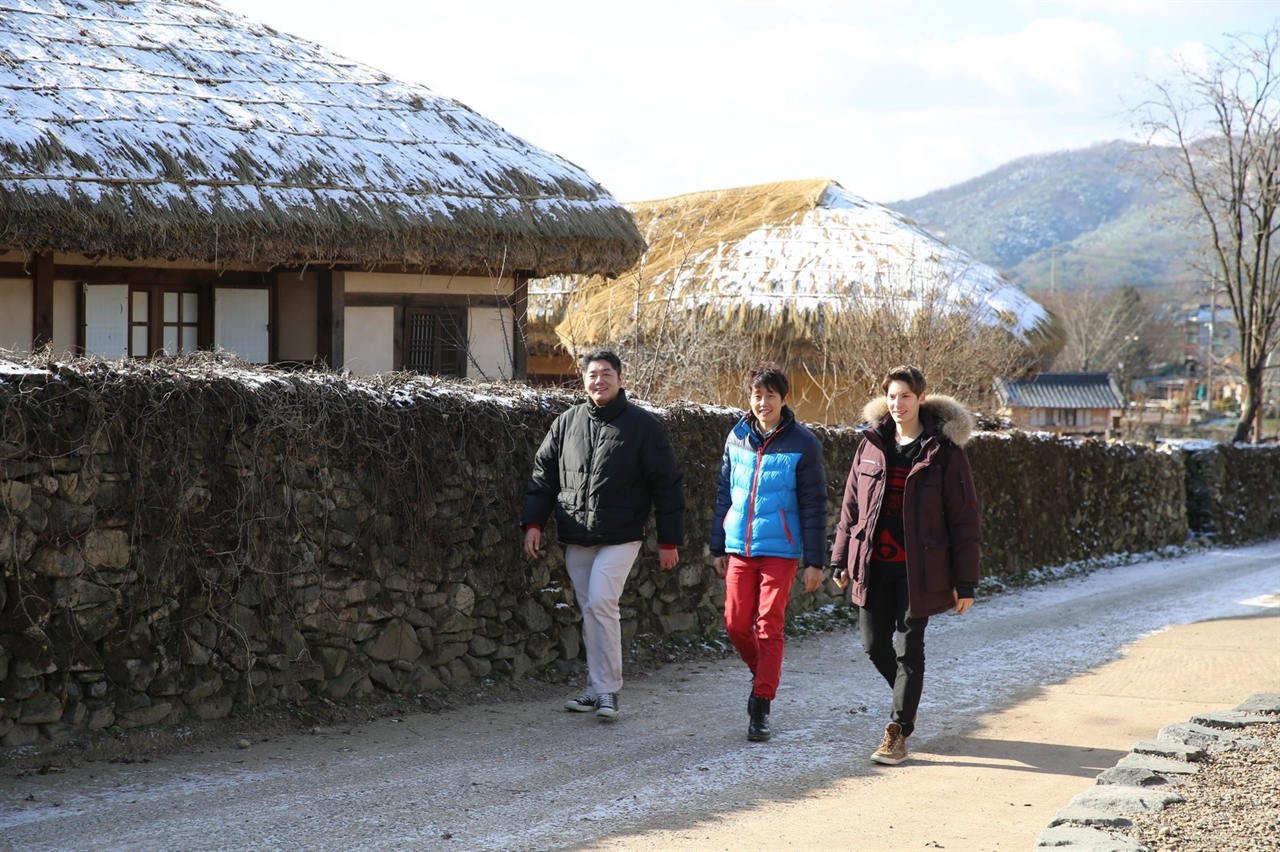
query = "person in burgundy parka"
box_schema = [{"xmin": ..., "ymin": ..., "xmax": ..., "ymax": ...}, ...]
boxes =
[{"xmin": 830, "ymin": 365, "xmax": 982, "ymax": 765}]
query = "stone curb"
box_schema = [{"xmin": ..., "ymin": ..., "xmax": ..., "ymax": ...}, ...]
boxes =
[{"xmin": 1033, "ymin": 692, "xmax": 1280, "ymax": 851}]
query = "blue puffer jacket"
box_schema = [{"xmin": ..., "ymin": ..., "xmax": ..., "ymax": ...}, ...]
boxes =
[{"xmin": 710, "ymin": 407, "xmax": 828, "ymax": 566}]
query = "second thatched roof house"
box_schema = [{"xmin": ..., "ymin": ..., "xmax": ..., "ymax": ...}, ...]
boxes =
[
  {"xmin": 531, "ymin": 179, "xmax": 1060, "ymax": 422},
  {"xmin": 0, "ymin": 0, "xmax": 643, "ymax": 377}
]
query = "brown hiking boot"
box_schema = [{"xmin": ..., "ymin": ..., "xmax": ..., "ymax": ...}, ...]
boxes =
[{"xmin": 870, "ymin": 722, "xmax": 908, "ymax": 765}]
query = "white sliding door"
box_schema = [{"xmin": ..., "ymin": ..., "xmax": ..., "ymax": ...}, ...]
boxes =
[
  {"xmin": 84, "ymin": 284, "xmax": 128, "ymax": 359},
  {"xmin": 214, "ymin": 288, "xmax": 269, "ymax": 363}
]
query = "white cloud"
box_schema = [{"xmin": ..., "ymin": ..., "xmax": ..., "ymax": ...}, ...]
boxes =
[
  {"xmin": 911, "ymin": 18, "xmax": 1133, "ymax": 99},
  {"xmin": 216, "ymin": 0, "xmax": 1272, "ymax": 203},
  {"xmin": 1169, "ymin": 39, "xmax": 1213, "ymax": 75}
]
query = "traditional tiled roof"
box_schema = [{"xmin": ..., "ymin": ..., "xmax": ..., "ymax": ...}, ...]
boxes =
[
  {"xmin": 994, "ymin": 372, "xmax": 1126, "ymax": 409},
  {"xmin": 0, "ymin": 0, "xmax": 644, "ymax": 274}
]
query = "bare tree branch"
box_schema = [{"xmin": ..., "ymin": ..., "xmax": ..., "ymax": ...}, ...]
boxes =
[{"xmin": 1136, "ymin": 24, "xmax": 1280, "ymax": 441}]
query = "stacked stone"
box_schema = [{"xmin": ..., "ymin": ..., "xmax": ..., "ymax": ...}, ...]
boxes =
[
  {"xmin": 1182, "ymin": 444, "xmax": 1280, "ymax": 543},
  {"xmin": 1036, "ymin": 693, "xmax": 1280, "ymax": 851},
  {"xmin": 965, "ymin": 433, "xmax": 1188, "ymax": 577},
  {"xmin": 0, "ymin": 361, "xmax": 1252, "ymax": 749},
  {"xmin": 0, "ymin": 372, "xmax": 790, "ymax": 748}
]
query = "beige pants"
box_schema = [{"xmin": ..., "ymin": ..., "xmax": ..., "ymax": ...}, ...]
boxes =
[{"xmin": 564, "ymin": 541, "xmax": 643, "ymax": 696}]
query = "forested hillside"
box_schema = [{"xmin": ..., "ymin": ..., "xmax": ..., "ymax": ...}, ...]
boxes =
[{"xmin": 891, "ymin": 141, "xmax": 1203, "ymax": 296}]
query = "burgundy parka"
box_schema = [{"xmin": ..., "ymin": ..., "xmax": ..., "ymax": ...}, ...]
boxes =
[{"xmin": 830, "ymin": 394, "xmax": 982, "ymax": 618}]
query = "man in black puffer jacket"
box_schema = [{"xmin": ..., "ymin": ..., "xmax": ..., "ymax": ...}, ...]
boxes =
[{"xmin": 521, "ymin": 348, "xmax": 685, "ymax": 719}]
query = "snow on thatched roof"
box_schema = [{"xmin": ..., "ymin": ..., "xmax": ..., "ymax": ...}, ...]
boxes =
[
  {"xmin": 533, "ymin": 179, "xmax": 1059, "ymax": 352},
  {"xmin": 0, "ymin": 0, "xmax": 643, "ymax": 275}
]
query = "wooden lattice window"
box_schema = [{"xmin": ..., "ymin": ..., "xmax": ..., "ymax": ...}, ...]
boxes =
[
  {"xmin": 129, "ymin": 287, "xmax": 199, "ymax": 357},
  {"xmin": 404, "ymin": 307, "xmax": 466, "ymax": 377}
]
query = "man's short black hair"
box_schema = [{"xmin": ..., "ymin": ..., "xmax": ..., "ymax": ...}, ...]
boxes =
[
  {"xmin": 581, "ymin": 348, "xmax": 623, "ymax": 375},
  {"xmin": 748, "ymin": 362, "xmax": 789, "ymax": 398}
]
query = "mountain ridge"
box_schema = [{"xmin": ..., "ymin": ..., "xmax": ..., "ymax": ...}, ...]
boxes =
[{"xmin": 889, "ymin": 140, "xmax": 1202, "ymax": 296}]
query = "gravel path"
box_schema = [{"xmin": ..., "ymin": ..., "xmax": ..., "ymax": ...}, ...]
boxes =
[{"xmin": 1120, "ymin": 722, "xmax": 1280, "ymax": 852}]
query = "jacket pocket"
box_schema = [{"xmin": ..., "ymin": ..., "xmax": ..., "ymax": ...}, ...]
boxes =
[
  {"xmin": 921, "ymin": 535, "xmax": 952, "ymax": 592},
  {"xmin": 848, "ymin": 526, "xmax": 867, "ymax": 582},
  {"xmin": 857, "ymin": 462, "xmax": 882, "ymax": 508},
  {"xmin": 779, "ymin": 509, "xmax": 794, "ymax": 546}
]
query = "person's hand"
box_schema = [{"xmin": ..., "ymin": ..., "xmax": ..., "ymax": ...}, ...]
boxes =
[
  {"xmin": 713, "ymin": 555, "xmax": 727, "ymax": 577},
  {"xmin": 953, "ymin": 591, "xmax": 973, "ymax": 614},
  {"xmin": 802, "ymin": 565, "xmax": 823, "ymax": 593},
  {"xmin": 659, "ymin": 547, "xmax": 679, "ymax": 570},
  {"xmin": 833, "ymin": 568, "xmax": 850, "ymax": 589},
  {"xmin": 523, "ymin": 527, "xmax": 541, "ymax": 559}
]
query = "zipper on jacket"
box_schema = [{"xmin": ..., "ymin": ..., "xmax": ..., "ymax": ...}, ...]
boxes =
[
  {"xmin": 584, "ymin": 416, "xmax": 598, "ymax": 522},
  {"xmin": 745, "ymin": 428, "xmax": 781, "ymax": 557},
  {"xmin": 780, "ymin": 508, "xmax": 794, "ymax": 546}
]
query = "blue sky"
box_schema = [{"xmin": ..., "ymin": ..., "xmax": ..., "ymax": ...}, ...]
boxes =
[{"xmin": 219, "ymin": 0, "xmax": 1277, "ymax": 204}]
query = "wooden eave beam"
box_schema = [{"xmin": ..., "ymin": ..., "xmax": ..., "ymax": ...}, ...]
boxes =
[{"xmin": 0, "ymin": 262, "xmax": 273, "ymax": 287}]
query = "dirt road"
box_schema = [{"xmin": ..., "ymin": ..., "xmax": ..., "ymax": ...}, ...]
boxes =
[{"xmin": 2, "ymin": 541, "xmax": 1278, "ymax": 852}]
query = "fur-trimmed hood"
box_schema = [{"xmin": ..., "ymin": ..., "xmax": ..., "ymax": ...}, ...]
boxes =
[{"xmin": 860, "ymin": 394, "xmax": 974, "ymax": 447}]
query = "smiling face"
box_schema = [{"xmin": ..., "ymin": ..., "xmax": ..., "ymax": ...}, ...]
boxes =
[
  {"xmin": 886, "ymin": 379, "xmax": 927, "ymax": 437},
  {"xmin": 583, "ymin": 359, "xmax": 622, "ymax": 406},
  {"xmin": 750, "ymin": 385, "xmax": 788, "ymax": 432}
]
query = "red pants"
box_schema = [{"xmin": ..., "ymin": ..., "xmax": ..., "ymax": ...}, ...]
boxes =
[{"xmin": 724, "ymin": 555, "xmax": 798, "ymax": 700}]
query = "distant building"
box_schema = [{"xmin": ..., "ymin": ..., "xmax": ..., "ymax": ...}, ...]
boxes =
[
  {"xmin": 0, "ymin": 0, "xmax": 643, "ymax": 378},
  {"xmin": 994, "ymin": 372, "xmax": 1125, "ymax": 437}
]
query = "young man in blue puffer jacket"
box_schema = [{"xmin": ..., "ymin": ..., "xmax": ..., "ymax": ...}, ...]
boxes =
[{"xmin": 711, "ymin": 363, "xmax": 827, "ymax": 741}]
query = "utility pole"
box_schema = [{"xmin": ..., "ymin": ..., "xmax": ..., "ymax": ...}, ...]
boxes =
[{"xmin": 1206, "ymin": 282, "xmax": 1215, "ymax": 417}]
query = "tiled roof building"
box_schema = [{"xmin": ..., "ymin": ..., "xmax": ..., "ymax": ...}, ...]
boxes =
[{"xmin": 995, "ymin": 372, "xmax": 1125, "ymax": 436}]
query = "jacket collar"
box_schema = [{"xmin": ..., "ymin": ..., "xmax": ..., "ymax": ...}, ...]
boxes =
[
  {"xmin": 859, "ymin": 394, "xmax": 974, "ymax": 446},
  {"xmin": 745, "ymin": 405, "xmax": 795, "ymax": 445},
  {"xmin": 588, "ymin": 387, "xmax": 629, "ymax": 422},
  {"xmin": 874, "ymin": 407, "xmax": 939, "ymax": 443},
  {"xmin": 865, "ymin": 408, "xmax": 942, "ymax": 458}
]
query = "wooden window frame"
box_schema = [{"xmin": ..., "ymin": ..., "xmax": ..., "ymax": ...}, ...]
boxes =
[
  {"xmin": 402, "ymin": 305, "xmax": 468, "ymax": 377},
  {"xmin": 128, "ymin": 284, "xmax": 202, "ymax": 357},
  {"xmin": 66, "ymin": 268, "xmax": 277, "ymax": 362}
]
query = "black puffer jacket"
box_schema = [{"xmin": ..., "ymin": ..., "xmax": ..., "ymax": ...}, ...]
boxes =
[{"xmin": 521, "ymin": 390, "xmax": 686, "ymax": 547}]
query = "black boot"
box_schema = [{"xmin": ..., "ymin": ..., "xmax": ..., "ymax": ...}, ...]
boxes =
[{"xmin": 747, "ymin": 695, "xmax": 772, "ymax": 742}]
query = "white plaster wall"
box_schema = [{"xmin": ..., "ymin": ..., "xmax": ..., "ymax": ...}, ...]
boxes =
[
  {"xmin": 278, "ymin": 271, "xmax": 318, "ymax": 361},
  {"xmin": 344, "ymin": 272, "xmax": 513, "ymax": 296},
  {"xmin": 53, "ymin": 280, "xmax": 78, "ymax": 357},
  {"xmin": 344, "ymin": 306, "xmax": 394, "ymax": 376},
  {"xmin": 468, "ymin": 306, "xmax": 514, "ymax": 380},
  {"xmin": 0, "ymin": 279, "xmax": 33, "ymax": 351}
]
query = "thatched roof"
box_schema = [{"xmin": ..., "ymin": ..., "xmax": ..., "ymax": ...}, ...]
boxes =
[
  {"xmin": 532, "ymin": 179, "xmax": 1059, "ymax": 353},
  {"xmin": 0, "ymin": 0, "xmax": 643, "ymax": 275}
]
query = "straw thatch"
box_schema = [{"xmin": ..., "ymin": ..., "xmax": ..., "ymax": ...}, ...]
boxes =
[
  {"xmin": 532, "ymin": 179, "xmax": 1061, "ymax": 355},
  {"xmin": 0, "ymin": 0, "xmax": 643, "ymax": 275}
]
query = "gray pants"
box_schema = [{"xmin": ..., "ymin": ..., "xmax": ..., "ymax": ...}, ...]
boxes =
[{"xmin": 565, "ymin": 541, "xmax": 642, "ymax": 696}]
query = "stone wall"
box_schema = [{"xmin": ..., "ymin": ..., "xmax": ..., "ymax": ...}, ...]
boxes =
[
  {"xmin": 0, "ymin": 362, "xmax": 1219, "ymax": 748},
  {"xmin": 1181, "ymin": 443, "xmax": 1280, "ymax": 543},
  {"xmin": 966, "ymin": 433, "xmax": 1188, "ymax": 576}
]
